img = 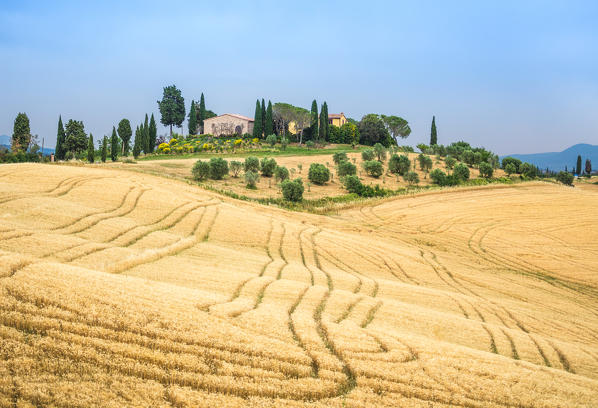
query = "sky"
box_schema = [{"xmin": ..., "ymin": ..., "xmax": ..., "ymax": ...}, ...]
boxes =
[{"xmin": 0, "ymin": 0, "xmax": 597, "ymax": 155}]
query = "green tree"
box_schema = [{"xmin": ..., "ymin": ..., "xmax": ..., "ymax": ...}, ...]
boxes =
[
  {"xmin": 340, "ymin": 122, "xmax": 359, "ymax": 146},
  {"xmin": 556, "ymin": 171, "xmax": 574, "ymax": 186},
  {"xmin": 188, "ymin": 100, "xmax": 198, "ymax": 135},
  {"xmin": 133, "ymin": 126, "xmax": 142, "ymax": 159},
  {"xmin": 504, "ymin": 163, "xmax": 516, "ymax": 175},
  {"xmin": 244, "ymin": 156, "xmax": 260, "ymax": 173},
  {"xmin": 117, "ymin": 119, "xmax": 132, "ymax": 155},
  {"xmin": 404, "ymin": 171, "xmax": 419, "ymax": 185},
  {"xmin": 308, "ymin": 163, "xmax": 330, "ymax": 185},
  {"xmin": 332, "ymin": 152, "xmax": 348, "ymax": 165},
  {"xmin": 209, "ymin": 157, "xmax": 229, "ymax": 179},
  {"xmin": 389, "ymin": 154, "xmax": 411, "ymax": 175},
  {"xmin": 64, "ymin": 120, "xmax": 87, "ymax": 155},
  {"xmin": 149, "ymin": 114, "xmax": 157, "ymax": 152},
  {"xmin": 585, "ymin": 159, "xmax": 592, "ymax": 175},
  {"xmin": 229, "ymin": 161, "xmax": 243, "ymax": 177},
  {"xmin": 260, "ymin": 157, "xmax": 277, "ymax": 177},
  {"xmin": 501, "ymin": 157, "xmax": 522, "ymax": 173},
  {"xmin": 198, "ymin": 93, "xmax": 206, "ymax": 133},
  {"xmin": 358, "ymin": 114, "xmax": 391, "ymax": 146},
  {"xmin": 479, "ymin": 162, "xmax": 493, "ymax": 178},
  {"xmin": 264, "ymin": 100, "xmax": 274, "ymax": 136},
  {"xmin": 337, "ymin": 160, "xmax": 357, "ymax": 176},
  {"xmin": 143, "ymin": 114, "xmax": 150, "ymax": 153},
  {"xmin": 430, "ymin": 116, "xmax": 438, "ymax": 145},
  {"xmin": 274, "ymin": 165, "xmax": 290, "ymax": 182},
  {"xmin": 192, "ymin": 160, "xmax": 210, "ymax": 180},
  {"xmin": 445, "ymin": 156, "xmax": 456, "ymax": 170},
  {"xmin": 157, "ymin": 85, "xmax": 185, "ymax": 137},
  {"xmin": 363, "ymin": 160, "xmax": 384, "ymax": 177},
  {"xmin": 110, "ymin": 126, "xmax": 118, "ymax": 162},
  {"xmin": 245, "ymin": 171, "xmax": 259, "ymax": 189},
  {"xmin": 252, "ymin": 100, "xmax": 263, "ymax": 138},
  {"xmin": 261, "ymin": 99, "xmax": 266, "ymax": 135},
  {"xmin": 87, "ymin": 133, "xmax": 95, "ymax": 163},
  {"xmin": 101, "ymin": 136, "xmax": 107, "ymax": 163},
  {"xmin": 381, "ymin": 115, "xmax": 411, "ymax": 144},
  {"xmin": 319, "ymin": 102, "xmax": 328, "ymax": 142},
  {"xmin": 373, "ymin": 143, "xmax": 387, "ymax": 162},
  {"xmin": 55, "ymin": 115, "xmax": 66, "ymax": 160},
  {"xmin": 361, "ymin": 149, "xmax": 375, "ymax": 161},
  {"xmin": 281, "ymin": 179, "xmax": 304, "ymax": 202},
  {"xmin": 310, "ymin": 100, "xmax": 319, "ymax": 141},
  {"xmin": 266, "ymin": 134, "xmax": 277, "ymax": 147},
  {"xmin": 576, "ymin": 155, "xmax": 582, "ymax": 175},
  {"xmin": 453, "ymin": 163, "xmax": 470, "ymax": 181},
  {"xmin": 11, "ymin": 113, "xmax": 31, "ymax": 152}
]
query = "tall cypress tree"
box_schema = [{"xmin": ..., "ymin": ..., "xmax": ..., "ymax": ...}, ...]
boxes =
[
  {"xmin": 264, "ymin": 100, "xmax": 274, "ymax": 136},
  {"xmin": 143, "ymin": 114, "xmax": 150, "ymax": 153},
  {"xmin": 261, "ymin": 99, "xmax": 266, "ymax": 136},
  {"xmin": 310, "ymin": 100, "xmax": 319, "ymax": 141},
  {"xmin": 56, "ymin": 115, "xmax": 66, "ymax": 160},
  {"xmin": 198, "ymin": 93, "xmax": 206, "ymax": 134},
  {"xmin": 133, "ymin": 126, "xmax": 142, "ymax": 159},
  {"xmin": 319, "ymin": 102, "xmax": 329, "ymax": 142},
  {"xmin": 430, "ymin": 116, "xmax": 438, "ymax": 145},
  {"xmin": 253, "ymin": 99, "xmax": 263, "ymax": 138},
  {"xmin": 87, "ymin": 133, "xmax": 94, "ymax": 163},
  {"xmin": 576, "ymin": 155, "xmax": 582, "ymax": 175},
  {"xmin": 188, "ymin": 102, "xmax": 198, "ymax": 136},
  {"xmin": 110, "ymin": 126, "xmax": 118, "ymax": 162},
  {"xmin": 101, "ymin": 136, "xmax": 107, "ymax": 163},
  {"xmin": 149, "ymin": 114, "xmax": 157, "ymax": 152}
]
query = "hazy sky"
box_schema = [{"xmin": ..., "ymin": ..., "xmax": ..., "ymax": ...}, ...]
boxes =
[{"xmin": 1, "ymin": 1, "xmax": 597, "ymax": 154}]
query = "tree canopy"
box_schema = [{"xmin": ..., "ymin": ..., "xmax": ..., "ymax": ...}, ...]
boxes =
[
  {"xmin": 188, "ymin": 100, "xmax": 198, "ymax": 135},
  {"xmin": 55, "ymin": 115, "xmax": 66, "ymax": 160},
  {"xmin": 11, "ymin": 113, "xmax": 31, "ymax": 152},
  {"xmin": 430, "ymin": 116, "xmax": 438, "ymax": 145},
  {"xmin": 157, "ymin": 85, "xmax": 185, "ymax": 136},
  {"xmin": 117, "ymin": 119, "xmax": 132, "ymax": 155},
  {"xmin": 381, "ymin": 115, "xmax": 411, "ymax": 143},
  {"xmin": 64, "ymin": 119, "xmax": 87, "ymax": 155},
  {"xmin": 358, "ymin": 114, "xmax": 393, "ymax": 147},
  {"xmin": 253, "ymin": 100, "xmax": 263, "ymax": 138},
  {"xmin": 310, "ymin": 100, "xmax": 318, "ymax": 141},
  {"xmin": 149, "ymin": 114, "xmax": 157, "ymax": 153}
]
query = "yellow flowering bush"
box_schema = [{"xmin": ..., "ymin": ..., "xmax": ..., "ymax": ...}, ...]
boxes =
[
  {"xmin": 169, "ymin": 138, "xmax": 178, "ymax": 146},
  {"xmin": 162, "ymin": 147, "xmax": 171, "ymax": 154},
  {"xmin": 158, "ymin": 142, "xmax": 169, "ymax": 152}
]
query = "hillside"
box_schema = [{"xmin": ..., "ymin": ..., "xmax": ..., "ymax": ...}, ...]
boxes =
[
  {"xmin": 1, "ymin": 163, "xmax": 597, "ymax": 407},
  {"xmin": 502, "ymin": 143, "xmax": 598, "ymax": 172}
]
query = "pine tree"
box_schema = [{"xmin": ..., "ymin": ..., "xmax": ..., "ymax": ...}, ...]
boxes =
[
  {"xmin": 430, "ymin": 116, "xmax": 438, "ymax": 145},
  {"xmin": 576, "ymin": 155, "xmax": 582, "ymax": 175},
  {"xmin": 149, "ymin": 114, "xmax": 157, "ymax": 152},
  {"xmin": 261, "ymin": 99, "xmax": 266, "ymax": 136},
  {"xmin": 110, "ymin": 126, "xmax": 118, "ymax": 162},
  {"xmin": 56, "ymin": 115, "xmax": 66, "ymax": 160},
  {"xmin": 188, "ymin": 101, "xmax": 198, "ymax": 136},
  {"xmin": 319, "ymin": 102, "xmax": 329, "ymax": 142},
  {"xmin": 253, "ymin": 99, "xmax": 263, "ymax": 138},
  {"xmin": 264, "ymin": 100, "xmax": 274, "ymax": 136},
  {"xmin": 198, "ymin": 93, "xmax": 206, "ymax": 134},
  {"xmin": 101, "ymin": 136, "xmax": 107, "ymax": 163},
  {"xmin": 87, "ymin": 133, "xmax": 94, "ymax": 163},
  {"xmin": 133, "ymin": 126, "xmax": 142, "ymax": 159},
  {"xmin": 143, "ymin": 114, "xmax": 150, "ymax": 153},
  {"xmin": 310, "ymin": 100, "xmax": 319, "ymax": 141}
]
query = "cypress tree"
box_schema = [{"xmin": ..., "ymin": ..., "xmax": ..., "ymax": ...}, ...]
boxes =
[
  {"xmin": 319, "ymin": 102, "xmax": 329, "ymax": 142},
  {"xmin": 101, "ymin": 136, "xmax": 107, "ymax": 163},
  {"xmin": 133, "ymin": 126, "xmax": 142, "ymax": 159},
  {"xmin": 261, "ymin": 99, "xmax": 266, "ymax": 136},
  {"xmin": 198, "ymin": 93, "xmax": 206, "ymax": 134},
  {"xmin": 188, "ymin": 101, "xmax": 198, "ymax": 136},
  {"xmin": 253, "ymin": 99, "xmax": 263, "ymax": 138},
  {"xmin": 585, "ymin": 159, "xmax": 592, "ymax": 175},
  {"xmin": 110, "ymin": 126, "xmax": 118, "ymax": 162},
  {"xmin": 430, "ymin": 116, "xmax": 438, "ymax": 145},
  {"xmin": 576, "ymin": 155, "xmax": 582, "ymax": 175},
  {"xmin": 310, "ymin": 100, "xmax": 319, "ymax": 141},
  {"xmin": 56, "ymin": 115, "xmax": 66, "ymax": 160},
  {"xmin": 149, "ymin": 114, "xmax": 157, "ymax": 152},
  {"xmin": 264, "ymin": 100, "xmax": 274, "ymax": 136},
  {"xmin": 87, "ymin": 133, "xmax": 94, "ymax": 163},
  {"xmin": 143, "ymin": 114, "xmax": 150, "ymax": 153}
]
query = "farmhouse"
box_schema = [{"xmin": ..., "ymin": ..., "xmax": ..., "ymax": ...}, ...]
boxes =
[
  {"xmin": 328, "ymin": 112, "xmax": 347, "ymax": 127},
  {"xmin": 203, "ymin": 113, "xmax": 254, "ymax": 136}
]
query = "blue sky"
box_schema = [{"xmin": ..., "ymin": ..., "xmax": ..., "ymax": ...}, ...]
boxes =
[{"xmin": 1, "ymin": 0, "xmax": 597, "ymax": 154}]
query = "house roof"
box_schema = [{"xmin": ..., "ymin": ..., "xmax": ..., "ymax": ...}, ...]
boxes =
[
  {"xmin": 328, "ymin": 113, "xmax": 345, "ymax": 119},
  {"xmin": 205, "ymin": 113, "xmax": 254, "ymax": 122}
]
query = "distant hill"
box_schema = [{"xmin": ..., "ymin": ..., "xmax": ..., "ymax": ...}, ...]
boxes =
[
  {"xmin": 0, "ymin": 134, "xmax": 55, "ymax": 156},
  {"xmin": 501, "ymin": 143, "xmax": 598, "ymax": 172}
]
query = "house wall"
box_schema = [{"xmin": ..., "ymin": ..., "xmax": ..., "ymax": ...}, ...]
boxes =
[{"xmin": 202, "ymin": 115, "xmax": 254, "ymax": 136}]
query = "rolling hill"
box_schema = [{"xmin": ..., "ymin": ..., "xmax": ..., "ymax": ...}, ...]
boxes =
[{"xmin": 501, "ymin": 143, "xmax": 598, "ymax": 172}]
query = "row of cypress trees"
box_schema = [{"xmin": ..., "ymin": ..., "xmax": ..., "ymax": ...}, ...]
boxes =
[
  {"xmin": 253, "ymin": 98, "xmax": 274, "ymax": 138},
  {"xmin": 188, "ymin": 93, "xmax": 207, "ymax": 135},
  {"xmin": 309, "ymin": 99, "xmax": 329, "ymax": 142}
]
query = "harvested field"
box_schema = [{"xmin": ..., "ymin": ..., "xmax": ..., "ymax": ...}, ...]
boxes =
[{"xmin": 0, "ymin": 162, "xmax": 597, "ymax": 407}]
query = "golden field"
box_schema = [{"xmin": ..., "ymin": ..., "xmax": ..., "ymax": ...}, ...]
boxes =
[{"xmin": 1, "ymin": 162, "xmax": 597, "ymax": 407}]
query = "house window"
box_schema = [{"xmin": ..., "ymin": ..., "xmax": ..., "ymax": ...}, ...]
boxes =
[
  {"xmin": 235, "ymin": 125, "xmax": 243, "ymax": 135},
  {"xmin": 328, "ymin": 119, "xmax": 333, "ymax": 124}
]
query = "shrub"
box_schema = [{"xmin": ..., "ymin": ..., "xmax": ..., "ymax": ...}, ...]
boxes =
[
  {"xmin": 430, "ymin": 168, "xmax": 447, "ymax": 185},
  {"xmin": 520, "ymin": 162, "xmax": 537, "ymax": 178},
  {"xmin": 192, "ymin": 160, "xmax": 210, "ymax": 181},
  {"xmin": 280, "ymin": 137, "xmax": 288, "ymax": 150},
  {"xmin": 333, "ymin": 152, "xmax": 348, "ymax": 165},
  {"xmin": 403, "ymin": 171, "xmax": 419, "ymax": 185},
  {"xmin": 266, "ymin": 134, "xmax": 277, "ymax": 147},
  {"xmin": 281, "ymin": 178, "xmax": 304, "ymax": 201},
  {"xmin": 209, "ymin": 157, "xmax": 228, "ymax": 180},
  {"xmin": 274, "ymin": 165, "xmax": 290, "ymax": 182},
  {"xmin": 308, "ymin": 163, "xmax": 330, "ymax": 185},
  {"xmin": 260, "ymin": 157, "xmax": 277, "ymax": 177},
  {"xmin": 337, "ymin": 160, "xmax": 357, "ymax": 176},
  {"xmin": 305, "ymin": 140, "xmax": 315, "ymax": 149},
  {"xmin": 504, "ymin": 163, "xmax": 516, "ymax": 175},
  {"xmin": 361, "ymin": 149, "xmax": 375, "ymax": 161},
  {"xmin": 445, "ymin": 156, "xmax": 456, "ymax": 169},
  {"xmin": 453, "ymin": 163, "xmax": 470, "ymax": 181},
  {"xmin": 244, "ymin": 156, "xmax": 260, "ymax": 173},
  {"xmin": 416, "ymin": 143, "xmax": 429, "ymax": 153},
  {"xmin": 501, "ymin": 157, "xmax": 522, "ymax": 173},
  {"xmin": 245, "ymin": 170, "xmax": 259, "ymax": 189},
  {"xmin": 373, "ymin": 143, "xmax": 387, "ymax": 162},
  {"xmin": 230, "ymin": 160, "xmax": 242, "ymax": 177},
  {"xmin": 556, "ymin": 171, "xmax": 574, "ymax": 186},
  {"xmin": 418, "ymin": 154, "xmax": 433, "ymax": 172},
  {"xmin": 462, "ymin": 150, "xmax": 475, "ymax": 167},
  {"xmin": 362, "ymin": 160, "xmax": 384, "ymax": 177},
  {"xmin": 479, "ymin": 162, "xmax": 494, "ymax": 178},
  {"xmin": 388, "ymin": 154, "xmax": 410, "ymax": 175}
]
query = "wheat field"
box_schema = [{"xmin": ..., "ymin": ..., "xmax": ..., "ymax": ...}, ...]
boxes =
[{"xmin": 1, "ymin": 163, "xmax": 597, "ymax": 407}]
